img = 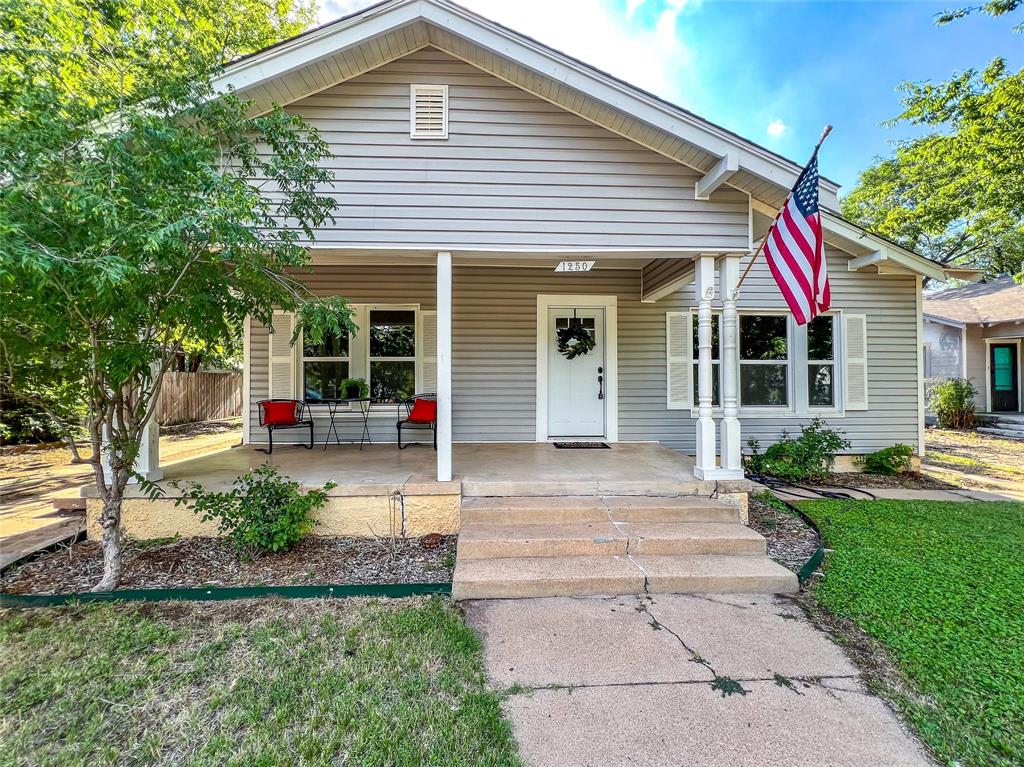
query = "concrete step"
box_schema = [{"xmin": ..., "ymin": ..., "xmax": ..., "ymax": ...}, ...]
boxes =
[
  {"xmin": 638, "ymin": 554, "xmax": 799, "ymax": 594},
  {"xmin": 452, "ymin": 553, "xmax": 797, "ymax": 600},
  {"xmin": 460, "ymin": 495, "xmax": 739, "ymax": 525},
  {"xmin": 457, "ymin": 521, "xmax": 765, "ymax": 560},
  {"xmin": 989, "ymin": 413, "xmax": 1024, "ymax": 425},
  {"xmin": 461, "ymin": 479, "xmax": 718, "ymax": 498},
  {"xmin": 978, "ymin": 427, "xmax": 1024, "ymax": 441}
]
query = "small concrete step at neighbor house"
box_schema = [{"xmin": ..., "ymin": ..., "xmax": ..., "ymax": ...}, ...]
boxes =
[{"xmin": 452, "ymin": 495, "xmax": 798, "ymax": 600}]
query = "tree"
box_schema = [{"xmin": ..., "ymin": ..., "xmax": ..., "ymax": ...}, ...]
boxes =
[
  {"xmin": 0, "ymin": 4, "xmax": 351, "ymax": 591},
  {"xmin": 842, "ymin": 58, "xmax": 1024, "ymax": 280},
  {"xmin": 936, "ymin": 0, "xmax": 1023, "ymax": 31}
]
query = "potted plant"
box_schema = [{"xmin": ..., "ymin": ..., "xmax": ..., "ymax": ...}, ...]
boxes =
[{"xmin": 340, "ymin": 377, "xmax": 369, "ymax": 399}]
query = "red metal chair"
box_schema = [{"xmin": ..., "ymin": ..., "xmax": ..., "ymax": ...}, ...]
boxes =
[
  {"xmin": 257, "ymin": 399, "xmax": 313, "ymax": 454},
  {"xmin": 396, "ymin": 393, "xmax": 437, "ymax": 450}
]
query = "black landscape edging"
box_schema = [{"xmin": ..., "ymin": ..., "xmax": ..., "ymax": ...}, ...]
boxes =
[{"xmin": 0, "ymin": 581, "xmax": 452, "ymax": 608}]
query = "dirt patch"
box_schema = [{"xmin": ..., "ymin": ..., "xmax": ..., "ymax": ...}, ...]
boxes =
[
  {"xmin": 923, "ymin": 427, "xmax": 1024, "ymax": 493},
  {"xmin": 1, "ymin": 534, "xmax": 456, "ymax": 595},
  {"xmin": 819, "ymin": 471, "xmax": 954, "ymax": 490},
  {"xmin": 747, "ymin": 495, "xmax": 820, "ymax": 574}
]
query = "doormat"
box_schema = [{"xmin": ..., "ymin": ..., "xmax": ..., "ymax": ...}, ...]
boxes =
[{"xmin": 552, "ymin": 441, "xmax": 611, "ymax": 449}]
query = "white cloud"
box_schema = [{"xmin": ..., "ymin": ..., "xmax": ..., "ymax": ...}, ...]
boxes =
[
  {"xmin": 316, "ymin": 0, "xmax": 702, "ymax": 106},
  {"xmin": 767, "ymin": 119, "xmax": 787, "ymax": 137}
]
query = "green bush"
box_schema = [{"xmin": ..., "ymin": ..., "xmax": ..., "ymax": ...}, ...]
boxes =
[
  {"xmin": 859, "ymin": 443, "xmax": 915, "ymax": 475},
  {"xmin": 744, "ymin": 418, "xmax": 850, "ymax": 482},
  {"xmin": 174, "ymin": 465, "xmax": 334, "ymax": 559},
  {"xmin": 929, "ymin": 377, "xmax": 977, "ymax": 429}
]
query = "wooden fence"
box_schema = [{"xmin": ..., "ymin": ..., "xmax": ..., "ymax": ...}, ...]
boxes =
[{"xmin": 156, "ymin": 371, "xmax": 242, "ymax": 426}]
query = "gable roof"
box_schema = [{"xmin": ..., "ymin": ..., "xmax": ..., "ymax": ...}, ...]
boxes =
[
  {"xmin": 924, "ymin": 276, "xmax": 1024, "ymax": 325},
  {"xmin": 213, "ymin": 0, "xmax": 978, "ymax": 282}
]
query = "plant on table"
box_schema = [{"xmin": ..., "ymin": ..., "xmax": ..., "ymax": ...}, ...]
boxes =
[
  {"xmin": 340, "ymin": 377, "xmax": 369, "ymax": 399},
  {"xmin": 929, "ymin": 378, "xmax": 978, "ymax": 429},
  {"xmin": 744, "ymin": 418, "xmax": 851, "ymax": 482},
  {"xmin": 0, "ymin": 2, "xmax": 355, "ymax": 590},
  {"xmin": 859, "ymin": 443, "xmax": 915, "ymax": 475},
  {"xmin": 174, "ymin": 465, "xmax": 335, "ymax": 559}
]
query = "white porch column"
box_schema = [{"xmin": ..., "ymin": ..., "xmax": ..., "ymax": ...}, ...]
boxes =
[
  {"xmin": 436, "ymin": 251, "xmax": 453, "ymax": 482},
  {"xmin": 719, "ymin": 255, "xmax": 743, "ymax": 477},
  {"xmin": 693, "ymin": 255, "xmax": 718, "ymax": 479},
  {"xmin": 104, "ymin": 366, "xmax": 163, "ymax": 485}
]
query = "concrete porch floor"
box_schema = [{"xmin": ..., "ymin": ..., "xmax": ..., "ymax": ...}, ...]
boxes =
[{"xmin": 116, "ymin": 442, "xmax": 739, "ymax": 498}]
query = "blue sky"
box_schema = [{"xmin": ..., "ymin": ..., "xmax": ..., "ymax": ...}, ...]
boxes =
[{"xmin": 320, "ymin": 0, "xmax": 1019, "ymax": 193}]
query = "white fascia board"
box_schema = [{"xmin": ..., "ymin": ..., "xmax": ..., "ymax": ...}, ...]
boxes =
[
  {"xmin": 694, "ymin": 152, "xmax": 739, "ymax": 200},
  {"xmin": 923, "ymin": 313, "xmax": 967, "ymax": 329},
  {"xmin": 212, "ymin": 0, "xmax": 422, "ymax": 95}
]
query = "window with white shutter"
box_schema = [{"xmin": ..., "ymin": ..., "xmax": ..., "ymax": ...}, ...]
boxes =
[
  {"xmin": 844, "ymin": 314, "xmax": 869, "ymax": 410},
  {"xmin": 410, "ymin": 84, "xmax": 448, "ymax": 139},
  {"xmin": 666, "ymin": 312, "xmax": 692, "ymax": 409},
  {"xmin": 268, "ymin": 311, "xmax": 297, "ymax": 399},
  {"xmin": 419, "ymin": 310, "xmax": 438, "ymax": 393}
]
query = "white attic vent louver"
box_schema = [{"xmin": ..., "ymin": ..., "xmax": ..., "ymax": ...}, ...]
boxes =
[{"xmin": 410, "ymin": 84, "xmax": 448, "ymax": 139}]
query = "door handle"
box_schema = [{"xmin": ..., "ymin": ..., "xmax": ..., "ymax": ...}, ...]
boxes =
[{"xmin": 597, "ymin": 372, "xmax": 604, "ymax": 400}]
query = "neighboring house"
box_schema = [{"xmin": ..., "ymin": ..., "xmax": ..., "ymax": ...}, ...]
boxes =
[
  {"xmin": 185, "ymin": 0, "xmax": 970, "ymax": 483},
  {"xmin": 924, "ymin": 276, "xmax": 1024, "ymax": 415}
]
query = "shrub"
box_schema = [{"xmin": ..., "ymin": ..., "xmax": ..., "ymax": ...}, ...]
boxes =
[
  {"xmin": 744, "ymin": 418, "xmax": 850, "ymax": 482},
  {"xmin": 174, "ymin": 465, "xmax": 334, "ymax": 559},
  {"xmin": 859, "ymin": 443, "xmax": 914, "ymax": 475},
  {"xmin": 929, "ymin": 378, "xmax": 977, "ymax": 429}
]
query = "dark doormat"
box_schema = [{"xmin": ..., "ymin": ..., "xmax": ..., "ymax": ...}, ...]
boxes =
[{"xmin": 552, "ymin": 441, "xmax": 611, "ymax": 449}]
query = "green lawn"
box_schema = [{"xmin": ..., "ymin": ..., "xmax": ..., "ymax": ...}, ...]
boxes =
[
  {"xmin": 0, "ymin": 597, "xmax": 521, "ymax": 767},
  {"xmin": 798, "ymin": 499, "xmax": 1024, "ymax": 767}
]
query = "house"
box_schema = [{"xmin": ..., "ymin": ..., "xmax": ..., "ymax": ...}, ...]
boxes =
[
  {"xmin": 924, "ymin": 275, "xmax": 1024, "ymax": 435},
  {"xmin": 96, "ymin": 0, "xmax": 975, "ymax": 597}
]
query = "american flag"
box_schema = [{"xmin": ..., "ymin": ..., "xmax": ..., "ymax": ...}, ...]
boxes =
[{"xmin": 763, "ymin": 153, "xmax": 830, "ymax": 325}]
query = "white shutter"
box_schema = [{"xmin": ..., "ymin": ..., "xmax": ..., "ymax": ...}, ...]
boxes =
[
  {"xmin": 268, "ymin": 311, "xmax": 296, "ymax": 400},
  {"xmin": 420, "ymin": 310, "xmax": 438, "ymax": 393},
  {"xmin": 410, "ymin": 84, "xmax": 448, "ymax": 139},
  {"xmin": 844, "ymin": 313, "xmax": 869, "ymax": 410},
  {"xmin": 666, "ymin": 312, "xmax": 692, "ymax": 410}
]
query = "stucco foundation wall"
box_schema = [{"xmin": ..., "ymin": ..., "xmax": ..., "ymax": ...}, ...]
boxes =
[{"xmin": 87, "ymin": 494, "xmax": 461, "ymax": 541}]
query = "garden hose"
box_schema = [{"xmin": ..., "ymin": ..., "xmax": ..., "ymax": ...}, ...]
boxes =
[{"xmin": 745, "ymin": 472, "xmax": 876, "ymax": 587}]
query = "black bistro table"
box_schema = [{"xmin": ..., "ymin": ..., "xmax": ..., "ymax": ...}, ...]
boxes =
[{"xmin": 305, "ymin": 397, "xmax": 372, "ymax": 451}]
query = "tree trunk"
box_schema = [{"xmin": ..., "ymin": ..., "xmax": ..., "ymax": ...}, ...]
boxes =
[
  {"xmin": 93, "ymin": 485, "xmax": 125, "ymax": 592},
  {"xmin": 65, "ymin": 433, "xmax": 85, "ymax": 464}
]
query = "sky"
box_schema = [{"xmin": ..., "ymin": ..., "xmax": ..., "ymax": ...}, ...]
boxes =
[{"xmin": 318, "ymin": 0, "xmax": 1020, "ymax": 194}]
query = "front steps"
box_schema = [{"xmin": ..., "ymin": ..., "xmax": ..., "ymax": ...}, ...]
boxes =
[
  {"xmin": 452, "ymin": 496, "xmax": 798, "ymax": 600},
  {"xmin": 978, "ymin": 413, "xmax": 1024, "ymax": 441}
]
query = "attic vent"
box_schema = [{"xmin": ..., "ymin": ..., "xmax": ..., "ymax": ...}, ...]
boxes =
[{"xmin": 410, "ymin": 84, "xmax": 448, "ymax": 139}]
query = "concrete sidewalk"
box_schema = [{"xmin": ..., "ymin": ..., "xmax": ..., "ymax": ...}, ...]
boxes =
[{"xmin": 465, "ymin": 594, "xmax": 931, "ymax": 767}]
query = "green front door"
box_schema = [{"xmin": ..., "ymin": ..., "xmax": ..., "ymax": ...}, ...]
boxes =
[{"xmin": 990, "ymin": 344, "xmax": 1019, "ymax": 412}]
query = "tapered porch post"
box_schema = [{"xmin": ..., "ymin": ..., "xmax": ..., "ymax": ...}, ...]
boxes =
[
  {"xmin": 436, "ymin": 251, "xmax": 453, "ymax": 482},
  {"xmin": 693, "ymin": 255, "xmax": 717, "ymax": 479},
  {"xmin": 720, "ymin": 255, "xmax": 743, "ymax": 475}
]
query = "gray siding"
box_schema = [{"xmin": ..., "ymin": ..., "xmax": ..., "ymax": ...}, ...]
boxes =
[
  {"xmin": 248, "ymin": 250, "xmax": 921, "ymax": 454},
  {"xmin": 275, "ymin": 48, "xmax": 750, "ymax": 251},
  {"xmin": 964, "ymin": 323, "xmax": 988, "ymax": 410}
]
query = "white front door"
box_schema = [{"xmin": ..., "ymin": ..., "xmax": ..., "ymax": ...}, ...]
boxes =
[{"xmin": 547, "ymin": 307, "xmax": 606, "ymax": 437}]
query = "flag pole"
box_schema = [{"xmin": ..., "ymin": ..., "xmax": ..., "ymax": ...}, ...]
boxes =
[{"xmin": 732, "ymin": 124, "xmax": 832, "ymax": 296}]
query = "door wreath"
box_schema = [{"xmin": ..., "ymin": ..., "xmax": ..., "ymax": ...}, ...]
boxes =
[{"xmin": 557, "ymin": 318, "xmax": 596, "ymax": 359}]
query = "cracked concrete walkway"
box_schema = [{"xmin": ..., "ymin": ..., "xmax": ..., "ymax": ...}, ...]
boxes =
[{"xmin": 465, "ymin": 594, "xmax": 932, "ymax": 767}]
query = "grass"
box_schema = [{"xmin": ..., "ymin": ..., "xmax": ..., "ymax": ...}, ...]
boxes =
[
  {"xmin": 0, "ymin": 597, "xmax": 521, "ymax": 767},
  {"xmin": 798, "ymin": 499, "xmax": 1024, "ymax": 767}
]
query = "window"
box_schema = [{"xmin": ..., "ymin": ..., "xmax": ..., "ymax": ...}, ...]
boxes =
[
  {"xmin": 807, "ymin": 316, "xmax": 836, "ymax": 408},
  {"xmin": 739, "ymin": 315, "xmax": 788, "ymax": 407},
  {"xmin": 302, "ymin": 329, "xmax": 349, "ymax": 401},
  {"xmin": 369, "ymin": 309, "xmax": 416, "ymax": 403},
  {"xmin": 410, "ymin": 84, "xmax": 448, "ymax": 139},
  {"xmin": 691, "ymin": 313, "xmax": 721, "ymax": 406}
]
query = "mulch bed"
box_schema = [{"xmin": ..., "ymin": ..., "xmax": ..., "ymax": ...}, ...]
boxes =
[
  {"xmin": 818, "ymin": 471, "xmax": 954, "ymax": 490},
  {"xmin": 747, "ymin": 495, "xmax": 821, "ymax": 574},
  {"xmin": 1, "ymin": 535, "xmax": 456, "ymax": 595}
]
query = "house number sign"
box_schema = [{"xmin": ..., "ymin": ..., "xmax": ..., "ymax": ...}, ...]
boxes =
[{"xmin": 555, "ymin": 260, "xmax": 596, "ymax": 273}]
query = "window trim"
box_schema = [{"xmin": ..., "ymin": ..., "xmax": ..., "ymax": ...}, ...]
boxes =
[
  {"xmin": 686, "ymin": 308, "xmax": 723, "ymax": 415},
  {"xmin": 803, "ymin": 313, "xmax": 841, "ymax": 413}
]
